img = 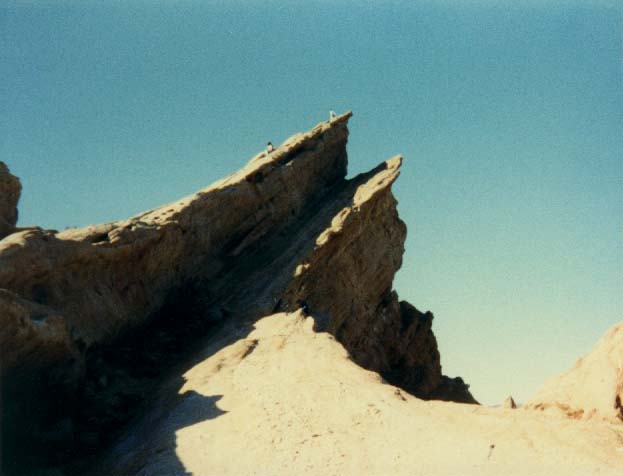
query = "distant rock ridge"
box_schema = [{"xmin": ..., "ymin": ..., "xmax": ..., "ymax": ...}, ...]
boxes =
[
  {"xmin": 0, "ymin": 113, "xmax": 475, "ymax": 473},
  {"xmin": 526, "ymin": 322, "xmax": 623, "ymax": 423}
]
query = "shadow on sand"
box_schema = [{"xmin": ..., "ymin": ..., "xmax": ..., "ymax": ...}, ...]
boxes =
[{"xmin": 92, "ymin": 390, "xmax": 227, "ymax": 476}]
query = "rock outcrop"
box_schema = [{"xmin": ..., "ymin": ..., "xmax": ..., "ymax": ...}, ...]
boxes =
[
  {"xmin": 503, "ymin": 396, "xmax": 517, "ymax": 409},
  {"xmin": 526, "ymin": 322, "xmax": 623, "ymax": 423},
  {"xmin": 0, "ymin": 162, "xmax": 21, "ymax": 239},
  {"xmin": 0, "ymin": 114, "xmax": 474, "ymax": 473}
]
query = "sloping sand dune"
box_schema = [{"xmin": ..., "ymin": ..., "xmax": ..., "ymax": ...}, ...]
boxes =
[
  {"xmin": 92, "ymin": 312, "xmax": 623, "ymax": 476},
  {"xmin": 527, "ymin": 322, "xmax": 623, "ymax": 423}
]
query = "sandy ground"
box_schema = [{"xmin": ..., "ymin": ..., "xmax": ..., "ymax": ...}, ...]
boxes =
[
  {"xmin": 92, "ymin": 312, "xmax": 623, "ymax": 476},
  {"xmin": 527, "ymin": 322, "xmax": 623, "ymax": 423}
]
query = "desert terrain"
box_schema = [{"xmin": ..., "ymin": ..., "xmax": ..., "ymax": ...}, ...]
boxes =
[{"xmin": 1, "ymin": 115, "xmax": 621, "ymax": 475}]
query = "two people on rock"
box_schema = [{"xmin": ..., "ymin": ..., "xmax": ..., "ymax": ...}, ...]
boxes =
[{"xmin": 266, "ymin": 111, "xmax": 338, "ymax": 155}]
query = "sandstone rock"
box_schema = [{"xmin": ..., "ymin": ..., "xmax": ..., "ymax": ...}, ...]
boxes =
[
  {"xmin": 503, "ymin": 395, "xmax": 517, "ymax": 409},
  {"xmin": 1, "ymin": 114, "xmax": 352, "ymax": 382},
  {"xmin": 0, "ymin": 113, "xmax": 474, "ymax": 473},
  {"xmin": 2, "ymin": 113, "xmax": 353, "ymax": 470},
  {"xmin": 429, "ymin": 375, "xmax": 477, "ymax": 404},
  {"xmin": 275, "ymin": 157, "xmax": 443, "ymax": 398},
  {"xmin": 526, "ymin": 322, "xmax": 623, "ymax": 423},
  {"xmin": 0, "ymin": 161, "xmax": 21, "ymax": 239}
]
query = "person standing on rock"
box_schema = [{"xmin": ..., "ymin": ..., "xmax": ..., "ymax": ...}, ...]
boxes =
[
  {"xmin": 329, "ymin": 110, "xmax": 337, "ymax": 122},
  {"xmin": 266, "ymin": 142, "xmax": 275, "ymax": 154}
]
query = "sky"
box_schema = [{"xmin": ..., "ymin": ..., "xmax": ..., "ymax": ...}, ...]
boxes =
[{"xmin": 2, "ymin": 0, "xmax": 622, "ymax": 405}]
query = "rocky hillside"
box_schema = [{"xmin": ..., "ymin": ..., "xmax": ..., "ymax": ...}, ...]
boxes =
[
  {"xmin": 526, "ymin": 322, "xmax": 623, "ymax": 423},
  {"xmin": 0, "ymin": 114, "xmax": 474, "ymax": 474}
]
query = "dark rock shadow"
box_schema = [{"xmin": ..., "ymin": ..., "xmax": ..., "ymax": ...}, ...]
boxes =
[
  {"xmin": 87, "ymin": 390, "xmax": 226, "ymax": 476},
  {"xmin": 61, "ymin": 320, "xmax": 254, "ymax": 476}
]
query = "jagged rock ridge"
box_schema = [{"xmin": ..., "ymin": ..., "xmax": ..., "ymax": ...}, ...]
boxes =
[{"xmin": 0, "ymin": 114, "xmax": 474, "ymax": 473}]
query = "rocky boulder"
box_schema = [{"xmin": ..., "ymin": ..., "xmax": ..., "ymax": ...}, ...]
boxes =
[{"xmin": 503, "ymin": 396, "xmax": 517, "ymax": 409}]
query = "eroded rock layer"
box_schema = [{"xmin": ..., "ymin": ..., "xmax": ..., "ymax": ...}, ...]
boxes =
[{"xmin": 0, "ymin": 114, "xmax": 474, "ymax": 473}]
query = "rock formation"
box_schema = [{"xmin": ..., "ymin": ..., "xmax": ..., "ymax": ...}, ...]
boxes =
[
  {"xmin": 0, "ymin": 113, "xmax": 474, "ymax": 473},
  {"xmin": 0, "ymin": 162, "xmax": 21, "ymax": 239},
  {"xmin": 526, "ymin": 322, "xmax": 623, "ymax": 423},
  {"xmin": 503, "ymin": 395, "xmax": 517, "ymax": 409}
]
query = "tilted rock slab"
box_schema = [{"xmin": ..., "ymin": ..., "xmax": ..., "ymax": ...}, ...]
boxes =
[
  {"xmin": 526, "ymin": 322, "xmax": 623, "ymax": 423},
  {"xmin": 1, "ymin": 115, "xmax": 351, "ymax": 383},
  {"xmin": 0, "ymin": 114, "xmax": 474, "ymax": 472}
]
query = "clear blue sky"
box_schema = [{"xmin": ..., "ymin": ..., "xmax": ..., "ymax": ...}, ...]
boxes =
[{"xmin": 2, "ymin": 1, "xmax": 622, "ymax": 404}]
